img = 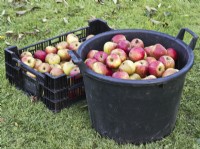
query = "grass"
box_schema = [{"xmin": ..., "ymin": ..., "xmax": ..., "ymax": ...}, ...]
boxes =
[{"xmin": 0, "ymin": 0, "xmax": 200, "ymax": 148}]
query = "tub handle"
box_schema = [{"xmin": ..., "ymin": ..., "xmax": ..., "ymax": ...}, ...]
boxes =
[
  {"xmin": 69, "ymin": 50, "xmax": 83, "ymax": 65},
  {"xmin": 176, "ymin": 28, "xmax": 199, "ymax": 50}
]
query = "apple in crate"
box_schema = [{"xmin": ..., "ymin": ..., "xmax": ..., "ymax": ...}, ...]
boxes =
[
  {"xmin": 85, "ymin": 58, "xmax": 97, "ymax": 69},
  {"xmin": 57, "ymin": 48, "xmax": 71, "ymax": 61},
  {"xmin": 162, "ymin": 68, "xmax": 179, "ymax": 77},
  {"xmin": 87, "ymin": 50, "xmax": 98, "ymax": 59},
  {"xmin": 50, "ymin": 67, "xmax": 64, "ymax": 76},
  {"xmin": 167, "ymin": 48, "xmax": 178, "ymax": 61},
  {"xmin": 37, "ymin": 63, "xmax": 51, "ymax": 73},
  {"xmin": 130, "ymin": 38, "xmax": 144, "ymax": 48},
  {"xmin": 112, "ymin": 71, "xmax": 129, "ymax": 79},
  {"xmin": 150, "ymin": 44, "xmax": 167, "ymax": 60},
  {"xmin": 106, "ymin": 54, "xmax": 121, "ymax": 69},
  {"xmin": 142, "ymin": 75, "xmax": 157, "ymax": 80},
  {"xmin": 26, "ymin": 71, "xmax": 36, "ymax": 79},
  {"xmin": 70, "ymin": 67, "xmax": 81, "ymax": 78},
  {"xmin": 111, "ymin": 48, "xmax": 127, "ymax": 62},
  {"xmin": 45, "ymin": 53, "xmax": 54, "ymax": 63},
  {"xmin": 94, "ymin": 51, "xmax": 108, "ymax": 64},
  {"xmin": 50, "ymin": 64, "xmax": 62, "ymax": 69},
  {"xmin": 45, "ymin": 46, "xmax": 57, "ymax": 54},
  {"xmin": 159, "ymin": 55, "xmax": 175, "ymax": 69},
  {"xmin": 117, "ymin": 40, "xmax": 131, "ymax": 53},
  {"xmin": 21, "ymin": 56, "xmax": 36, "ymax": 68},
  {"xmin": 119, "ymin": 60, "xmax": 136, "ymax": 75},
  {"xmin": 111, "ymin": 34, "xmax": 126, "ymax": 43},
  {"xmin": 103, "ymin": 41, "xmax": 117, "ymax": 54},
  {"xmin": 56, "ymin": 41, "xmax": 69, "ymax": 50},
  {"xmin": 34, "ymin": 50, "xmax": 47, "ymax": 62},
  {"xmin": 48, "ymin": 54, "xmax": 61, "ymax": 65},
  {"xmin": 66, "ymin": 33, "xmax": 79, "ymax": 44},
  {"xmin": 135, "ymin": 60, "xmax": 149, "ymax": 78},
  {"xmin": 129, "ymin": 47, "xmax": 146, "ymax": 62},
  {"xmin": 20, "ymin": 51, "xmax": 32, "ymax": 58},
  {"xmin": 92, "ymin": 61, "xmax": 109, "ymax": 75},
  {"xmin": 34, "ymin": 59, "xmax": 42, "ymax": 69},
  {"xmin": 129, "ymin": 73, "xmax": 141, "ymax": 80},
  {"xmin": 149, "ymin": 61, "xmax": 165, "ymax": 77},
  {"xmin": 62, "ymin": 61, "xmax": 76, "ymax": 75},
  {"xmin": 68, "ymin": 41, "xmax": 81, "ymax": 51},
  {"xmin": 86, "ymin": 34, "xmax": 94, "ymax": 40}
]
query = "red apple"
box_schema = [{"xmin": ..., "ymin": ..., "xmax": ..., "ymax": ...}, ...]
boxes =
[
  {"xmin": 21, "ymin": 56, "xmax": 36, "ymax": 68},
  {"xmin": 66, "ymin": 33, "xmax": 79, "ymax": 44},
  {"xmin": 20, "ymin": 51, "xmax": 32, "ymax": 58},
  {"xmin": 50, "ymin": 67, "xmax": 64, "ymax": 76},
  {"xmin": 87, "ymin": 50, "xmax": 98, "ymax": 59},
  {"xmin": 148, "ymin": 61, "xmax": 165, "ymax": 77},
  {"xmin": 37, "ymin": 63, "xmax": 51, "ymax": 73},
  {"xmin": 167, "ymin": 48, "xmax": 178, "ymax": 61},
  {"xmin": 56, "ymin": 41, "xmax": 69, "ymax": 50},
  {"xmin": 34, "ymin": 50, "xmax": 47, "ymax": 62},
  {"xmin": 85, "ymin": 58, "xmax": 98, "ymax": 69},
  {"xmin": 146, "ymin": 56, "xmax": 157, "ymax": 64},
  {"xmin": 117, "ymin": 40, "xmax": 131, "ymax": 53},
  {"xmin": 111, "ymin": 34, "xmax": 126, "ymax": 43},
  {"xmin": 34, "ymin": 59, "xmax": 43, "ymax": 69},
  {"xmin": 119, "ymin": 60, "xmax": 136, "ymax": 75},
  {"xmin": 48, "ymin": 54, "xmax": 61, "ymax": 65},
  {"xmin": 112, "ymin": 71, "xmax": 129, "ymax": 79},
  {"xmin": 162, "ymin": 68, "xmax": 179, "ymax": 77},
  {"xmin": 92, "ymin": 61, "xmax": 109, "ymax": 75},
  {"xmin": 94, "ymin": 51, "xmax": 108, "ymax": 64},
  {"xmin": 69, "ymin": 67, "xmax": 81, "ymax": 77},
  {"xmin": 57, "ymin": 48, "xmax": 71, "ymax": 61},
  {"xmin": 159, "ymin": 55, "xmax": 175, "ymax": 69},
  {"xmin": 130, "ymin": 38, "xmax": 144, "ymax": 48},
  {"xmin": 150, "ymin": 44, "xmax": 167, "ymax": 60},
  {"xmin": 129, "ymin": 73, "xmax": 141, "ymax": 80},
  {"xmin": 134, "ymin": 60, "xmax": 149, "ymax": 78},
  {"xmin": 110, "ymin": 48, "xmax": 127, "ymax": 62},
  {"xmin": 106, "ymin": 54, "xmax": 121, "ymax": 69},
  {"xmin": 144, "ymin": 45, "xmax": 154, "ymax": 56},
  {"xmin": 68, "ymin": 41, "xmax": 81, "ymax": 51},
  {"xmin": 142, "ymin": 75, "xmax": 157, "ymax": 80},
  {"xmin": 45, "ymin": 46, "xmax": 57, "ymax": 54},
  {"xmin": 129, "ymin": 47, "xmax": 146, "ymax": 62},
  {"xmin": 103, "ymin": 41, "xmax": 117, "ymax": 54}
]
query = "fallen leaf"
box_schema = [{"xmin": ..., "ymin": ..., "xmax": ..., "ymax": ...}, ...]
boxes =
[
  {"xmin": 96, "ymin": 0, "xmax": 104, "ymax": 5},
  {"xmin": 158, "ymin": 3, "xmax": 162, "ymax": 8},
  {"xmin": 14, "ymin": 122, "xmax": 18, "ymax": 127},
  {"xmin": 30, "ymin": 96, "xmax": 38, "ymax": 102},
  {"xmin": 63, "ymin": 17, "xmax": 68, "ymax": 24},
  {"xmin": 150, "ymin": 19, "xmax": 161, "ymax": 25},
  {"xmin": 16, "ymin": 10, "xmax": 27, "ymax": 16},
  {"xmin": 1, "ymin": 10, "xmax": 5, "ymax": 16},
  {"xmin": 42, "ymin": 18, "xmax": 47, "ymax": 23},
  {"xmin": 7, "ymin": 16, "xmax": 12, "ymax": 24},
  {"xmin": 63, "ymin": 0, "xmax": 68, "ymax": 6},
  {"xmin": 6, "ymin": 30, "xmax": 14, "ymax": 37},
  {"xmin": 113, "ymin": 0, "xmax": 118, "ymax": 4},
  {"xmin": 0, "ymin": 36, "xmax": 5, "ymax": 40},
  {"xmin": 55, "ymin": 0, "xmax": 63, "ymax": 2},
  {"xmin": 18, "ymin": 33, "xmax": 24, "ymax": 40}
]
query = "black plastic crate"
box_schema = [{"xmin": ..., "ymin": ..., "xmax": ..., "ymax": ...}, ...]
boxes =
[{"xmin": 4, "ymin": 19, "xmax": 112, "ymax": 112}]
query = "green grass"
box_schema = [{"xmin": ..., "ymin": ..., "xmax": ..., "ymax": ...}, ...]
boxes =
[{"xmin": 1, "ymin": 0, "xmax": 200, "ymax": 148}]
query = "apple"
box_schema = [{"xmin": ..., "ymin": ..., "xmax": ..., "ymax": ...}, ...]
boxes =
[
  {"xmin": 85, "ymin": 58, "xmax": 98, "ymax": 69},
  {"xmin": 92, "ymin": 62, "xmax": 109, "ymax": 75},
  {"xmin": 34, "ymin": 50, "xmax": 47, "ymax": 62},
  {"xmin": 94, "ymin": 51, "xmax": 108, "ymax": 64},
  {"xmin": 148, "ymin": 61, "xmax": 165, "ymax": 77},
  {"xmin": 57, "ymin": 48, "xmax": 71, "ymax": 61},
  {"xmin": 159, "ymin": 55, "xmax": 175, "ymax": 69},
  {"xmin": 50, "ymin": 67, "xmax": 64, "ymax": 76},
  {"xmin": 117, "ymin": 40, "xmax": 131, "ymax": 53},
  {"xmin": 111, "ymin": 34, "xmax": 126, "ymax": 43},
  {"xmin": 20, "ymin": 51, "xmax": 32, "ymax": 58},
  {"xmin": 111, "ymin": 48, "xmax": 127, "ymax": 62},
  {"xmin": 129, "ymin": 73, "xmax": 141, "ymax": 80},
  {"xmin": 162, "ymin": 68, "xmax": 179, "ymax": 77},
  {"xmin": 34, "ymin": 59, "xmax": 42, "ymax": 69},
  {"xmin": 146, "ymin": 56, "xmax": 157, "ymax": 64},
  {"xmin": 62, "ymin": 61, "xmax": 76, "ymax": 75},
  {"xmin": 103, "ymin": 41, "xmax": 117, "ymax": 54},
  {"xmin": 48, "ymin": 54, "xmax": 61, "ymax": 65},
  {"xmin": 134, "ymin": 60, "xmax": 149, "ymax": 78},
  {"xmin": 87, "ymin": 49, "xmax": 98, "ymax": 59},
  {"xmin": 45, "ymin": 46, "xmax": 57, "ymax": 54},
  {"xmin": 21, "ymin": 56, "xmax": 36, "ymax": 68},
  {"xmin": 45, "ymin": 53, "xmax": 54, "ymax": 63},
  {"xmin": 50, "ymin": 64, "xmax": 62, "ymax": 69},
  {"xmin": 112, "ymin": 71, "xmax": 129, "ymax": 79},
  {"xmin": 37, "ymin": 63, "xmax": 51, "ymax": 73},
  {"xmin": 144, "ymin": 45, "xmax": 154, "ymax": 56},
  {"xmin": 68, "ymin": 41, "xmax": 81, "ymax": 51},
  {"xmin": 142, "ymin": 75, "xmax": 157, "ymax": 80},
  {"xmin": 130, "ymin": 38, "xmax": 144, "ymax": 48},
  {"xmin": 119, "ymin": 60, "xmax": 136, "ymax": 75},
  {"xmin": 66, "ymin": 33, "xmax": 79, "ymax": 44},
  {"xmin": 150, "ymin": 44, "xmax": 167, "ymax": 60},
  {"xmin": 86, "ymin": 34, "xmax": 94, "ymax": 40},
  {"xmin": 56, "ymin": 41, "xmax": 69, "ymax": 50},
  {"xmin": 129, "ymin": 47, "xmax": 146, "ymax": 62},
  {"xmin": 106, "ymin": 54, "xmax": 121, "ymax": 69},
  {"xmin": 69, "ymin": 67, "xmax": 81, "ymax": 77},
  {"xmin": 167, "ymin": 48, "xmax": 178, "ymax": 61}
]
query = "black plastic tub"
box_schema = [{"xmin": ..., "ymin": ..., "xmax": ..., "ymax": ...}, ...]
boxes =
[{"xmin": 69, "ymin": 28, "xmax": 198, "ymax": 144}]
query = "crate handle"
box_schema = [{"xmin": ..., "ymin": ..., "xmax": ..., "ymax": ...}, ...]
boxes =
[{"xmin": 176, "ymin": 28, "xmax": 199, "ymax": 50}]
